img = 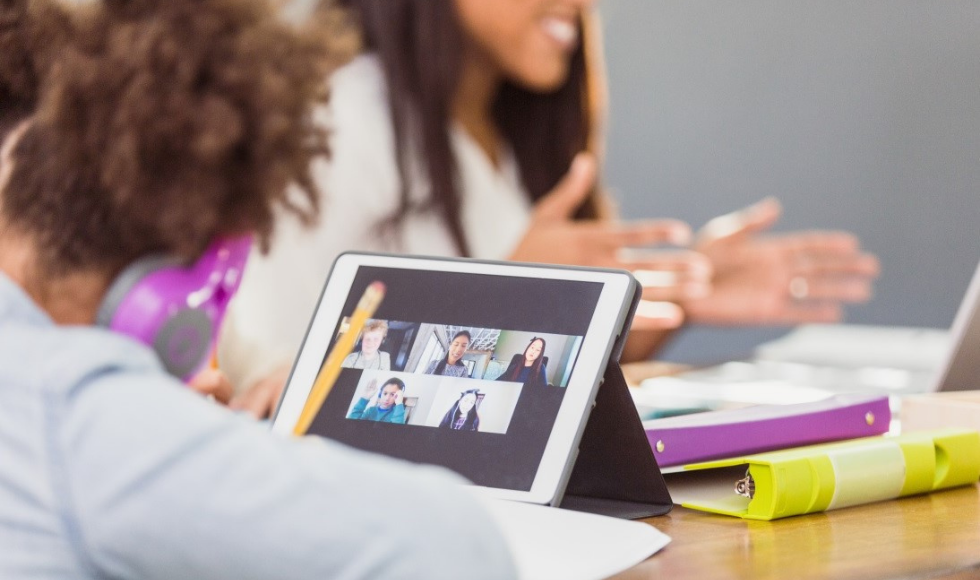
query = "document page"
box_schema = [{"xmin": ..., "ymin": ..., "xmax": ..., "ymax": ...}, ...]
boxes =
[{"xmin": 480, "ymin": 498, "xmax": 671, "ymax": 580}]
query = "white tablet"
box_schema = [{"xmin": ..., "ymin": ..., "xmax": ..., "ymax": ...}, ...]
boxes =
[{"xmin": 272, "ymin": 252, "xmax": 639, "ymax": 507}]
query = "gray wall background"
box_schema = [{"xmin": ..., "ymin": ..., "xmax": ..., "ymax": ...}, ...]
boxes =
[{"xmin": 600, "ymin": 1, "xmax": 980, "ymax": 363}]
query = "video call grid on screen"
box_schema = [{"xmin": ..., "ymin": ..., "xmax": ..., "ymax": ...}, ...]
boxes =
[{"xmin": 305, "ymin": 266, "xmax": 603, "ymax": 491}]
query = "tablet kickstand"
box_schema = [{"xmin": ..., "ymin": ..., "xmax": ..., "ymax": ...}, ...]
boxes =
[{"xmin": 559, "ymin": 362, "xmax": 674, "ymax": 519}]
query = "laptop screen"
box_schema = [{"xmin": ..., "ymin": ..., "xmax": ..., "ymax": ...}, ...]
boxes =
[{"xmin": 933, "ymin": 258, "xmax": 980, "ymax": 392}]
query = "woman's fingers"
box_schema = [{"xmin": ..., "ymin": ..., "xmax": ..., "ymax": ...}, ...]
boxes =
[
  {"xmin": 596, "ymin": 219, "xmax": 692, "ymax": 249},
  {"xmin": 773, "ymin": 230, "xmax": 861, "ymax": 255},
  {"xmin": 511, "ymin": 218, "xmax": 712, "ymax": 300},
  {"xmin": 792, "ymin": 251, "xmax": 881, "ymax": 278},
  {"xmin": 696, "ymin": 197, "xmax": 782, "ymax": 248},
  {"xmin": 639, "ymin": 283, "xmax": 712, "ymax": 302},
  {"xmin": 797, "ymin": 278, "xmax": 874, "ymax": 302},
  {"xmin": 521, "ymin": 153, "xmax": 694, "ymax": 269},
  {"xmin": 628, "ymin": 251, "xmax": 713, "ymax": 301},
  {"xmin": 631, "ymin": 300, "xmax": 686, "ymax": 331},
  {"xmin": 775, "ymin": 239, "xmax": 880, "ymax": 304},
  {"xmin": 509, "ymin": 218, "xmax": 695, "ymax": 268}
]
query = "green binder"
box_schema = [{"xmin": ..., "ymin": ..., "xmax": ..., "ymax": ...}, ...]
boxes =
[{"xmin": 666, "ymin": 429, "xmax": 980, "ymax": 520}]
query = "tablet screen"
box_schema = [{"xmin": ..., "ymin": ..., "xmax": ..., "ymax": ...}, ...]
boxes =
[{"xmin": 273, "ymin": 254, "xmax": 634, "ymax": 503}]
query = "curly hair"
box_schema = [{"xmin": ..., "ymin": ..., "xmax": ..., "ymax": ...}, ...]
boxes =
[
  {"xmin": 1, "ymin": 0, "xmax": 355, "ymax": 276},
  {"xmin": 0, "ymin": 0, "xmax": 70, "ymax": 140}
]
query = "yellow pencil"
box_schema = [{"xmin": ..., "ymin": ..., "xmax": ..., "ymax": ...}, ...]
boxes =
[{"xmin": 293, "ymin": 281, "xmax": 386, "ymax": 436}]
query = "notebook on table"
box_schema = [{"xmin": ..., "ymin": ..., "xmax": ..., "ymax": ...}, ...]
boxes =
[
  {"xmin": 667, "ymin": 428, "xmax": 980, "ymax": 520},
  {"xmin": 644, "ymin": 393, "xmax": 891, "ymax": 470}
]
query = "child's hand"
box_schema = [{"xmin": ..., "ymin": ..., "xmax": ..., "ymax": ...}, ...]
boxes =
[
  {"xmin": 229, "ymin": 363, "xmax": 291, "ymax": 419},
  {"xmin": 187, "ymin": 368, "xmax": 234, "ymax": 404}
]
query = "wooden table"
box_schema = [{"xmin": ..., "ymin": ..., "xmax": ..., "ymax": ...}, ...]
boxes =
[{"xmin": 613, "ymin": 483, "xmax": 980, "ymax": 579}]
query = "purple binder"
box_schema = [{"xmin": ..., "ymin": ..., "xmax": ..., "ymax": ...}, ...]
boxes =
[{"xmin": 643, "ymin": 393, "xmax": 891, "ymax": 468}]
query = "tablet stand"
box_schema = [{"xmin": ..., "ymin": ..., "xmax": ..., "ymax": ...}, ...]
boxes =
[{"xmin": 559, "ymin": 361, "xmax": 674, "ymax": 519}]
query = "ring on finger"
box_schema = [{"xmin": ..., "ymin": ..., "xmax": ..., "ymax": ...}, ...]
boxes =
[{"xmin": 789, "ymin": 276, "xmax": 810, "ymax": 300}]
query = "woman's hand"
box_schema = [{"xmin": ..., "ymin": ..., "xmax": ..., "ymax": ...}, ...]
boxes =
[
  {"xmin": 509, "ymin": 153, "xmax": 712, "ymax": 330},
  {"xmin": 684, "ymin": 197, "xmax": 881, "ymax": 325}
]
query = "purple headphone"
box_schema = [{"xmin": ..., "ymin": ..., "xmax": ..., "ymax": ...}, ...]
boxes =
[{"xmin": 95, "ymin": 236, "xmax": 252, "ymax": 380}]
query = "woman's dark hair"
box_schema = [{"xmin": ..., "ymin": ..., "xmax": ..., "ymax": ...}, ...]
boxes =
[
  {"xmin": 450, "ymin": 329, "xmax": 472, "ymax": 344},
  {"xmin": 438, "ymin": 388, "xmax": 480, "ymax": 431},
  {"xmin": 380, "ymin": 377, "xmax": 405, "ymax": 393},
  {"xmin": 1, "ymin": 0, "xmax": 352, "ymax": 276},
  {"xmin": 337, "ymin": 0, "xmax": 599, "ymax": 256},
  {"xmin": 503, "ymin": 337, "xmax": 547, "ymax": 384}
]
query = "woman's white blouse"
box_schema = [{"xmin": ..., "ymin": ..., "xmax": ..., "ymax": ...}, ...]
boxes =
[{"xmin": 219, "ymin": 55, "xmax": 533, "ymax": 390}]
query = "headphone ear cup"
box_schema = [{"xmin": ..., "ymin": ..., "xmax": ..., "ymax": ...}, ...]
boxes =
[
  {"xmin": 95, "ymin": 257, "xmax": 177, "ymax": 328},
  {"xmin": 95, "ymin": 237, "xmax": 251, "ymax": 381},
  {"xmin": 152, "ymin": 310, "xmax": 214, "ymax": 379},
  {"xmin": 96, "ymin": 256, "xmax": 213, "ymax": 380}
]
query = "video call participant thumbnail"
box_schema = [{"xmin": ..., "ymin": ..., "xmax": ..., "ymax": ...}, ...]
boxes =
[
  {"xmin": 498, "ymin": 337, "xmax": 548, "ymax": 387},
  {"xmin": 348, "ymin": 377, "xmax": 407, "ymax": 424},
  {"xmin": 438, "ymin": 388, "xmax": 482, "ymax": 431},
  {"xmin": 341, "ymin": 318, "xmax": 391, "ymax": 370},
  {"xmin": 425, "ymin": 329, "xmax": 471, "ymax": 377}
]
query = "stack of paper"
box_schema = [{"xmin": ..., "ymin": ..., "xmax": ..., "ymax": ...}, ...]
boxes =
[{"xmin": 479, "ymin": 499, "xmax": 670, "ymax": 580}]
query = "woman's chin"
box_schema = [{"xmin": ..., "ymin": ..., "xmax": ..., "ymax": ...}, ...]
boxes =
[{"xmin": 508, "ymin": 61, "xmax": 570, "ymax": 93}]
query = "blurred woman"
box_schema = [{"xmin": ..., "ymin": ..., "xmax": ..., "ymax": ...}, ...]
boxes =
[{"xmin": 222, "ymin": 0, "xmax": 878, "ymax": 414}]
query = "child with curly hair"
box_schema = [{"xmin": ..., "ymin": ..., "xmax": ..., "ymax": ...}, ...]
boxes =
[{"xmin": 0, "ymin": 0, "xmax": 513, "ymax": 577}]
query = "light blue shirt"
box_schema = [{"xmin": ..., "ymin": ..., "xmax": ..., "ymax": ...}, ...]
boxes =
[{"xmin": 0, "ymin": 273, "xmax": 515, "ymax": 579}]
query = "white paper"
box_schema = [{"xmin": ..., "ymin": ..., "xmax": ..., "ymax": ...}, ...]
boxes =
[
  {"xmin": 479, "ymin": 499, "xmax": 671, "ymax": 580},
  {"xmin": 754, "ymin": 324, "xmax": 948, "ymax": 371}
]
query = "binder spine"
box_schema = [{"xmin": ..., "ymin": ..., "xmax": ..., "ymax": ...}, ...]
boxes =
[
  {"xmin": 754, "ymin": 429, "xmax": 980, "ymax": 519},
  {"xmin": 676, "ymin": 429, "xmax": 980, "ymax": 521},
  {"xmin": 646, "ymin": 396, "xmax": 891, "ymax": 468},
  {"xmin": 822, "ymin": 442, "xmax": 905, "ymax": 510}
]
